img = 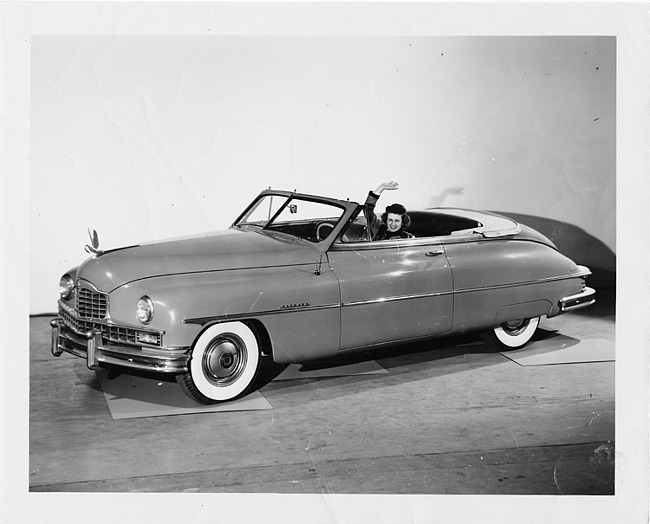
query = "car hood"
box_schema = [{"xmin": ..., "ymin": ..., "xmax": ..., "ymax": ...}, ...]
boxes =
[{"xmin": 77, "ymin": 228, "xmax": 319, "ymax": 292}]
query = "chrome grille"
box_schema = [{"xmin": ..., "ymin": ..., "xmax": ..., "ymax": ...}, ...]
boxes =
[
  {"xmin": 59, "ymin": 305, "xmax": 162, "ymax": 347},
  {"xmin": 105, "ymin": 324, "xmax": 138, "ymax": 345},
  {"xmin": 76, "ymin": 287, "xmax": 108, "ymax": 319}
]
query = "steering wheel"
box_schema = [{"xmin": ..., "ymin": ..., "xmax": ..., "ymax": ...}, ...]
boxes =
[
  {"xmin": 342, "ymin": 222, "xmax": 371, "ymax": 243},
  {"xmin": 315, "ymin": 222, "xmax": 335, "ymax": 241}
]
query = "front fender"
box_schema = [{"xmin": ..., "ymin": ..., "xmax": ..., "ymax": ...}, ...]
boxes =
[{"xmin": 108, "ymin": 263, "xmax": 340, "ymax": 352}]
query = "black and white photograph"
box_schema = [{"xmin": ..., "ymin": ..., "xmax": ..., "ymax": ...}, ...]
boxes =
[{"xmin": 1, "ymin": 2, "xmax": 648, "ymax": 524}]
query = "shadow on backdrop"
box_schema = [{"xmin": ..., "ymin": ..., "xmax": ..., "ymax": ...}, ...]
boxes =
[
  {"xmin": 425, "ymin": 188, "xmax": 614, "ymax": 290},
  {"xmin": 491, "ymin": 212, "xmax": 616, "ymax": 291}
]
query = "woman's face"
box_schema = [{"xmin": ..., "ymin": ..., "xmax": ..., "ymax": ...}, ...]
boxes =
[{"xmin": 386, "ymin": 213, "xmax": 403, "ymax": 232}]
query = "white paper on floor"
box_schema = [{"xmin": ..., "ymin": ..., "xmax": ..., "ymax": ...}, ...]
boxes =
[
  {"xmin": 499, "ymin": 333, "xmax": 615, "ymax": 366},
  {"xmin": 97, "ymin": 359, "xmax": 388, "ymax": 419},
  {"xmin": 96, "ymin": 368, "xmax": 272, "ymax": 420}
]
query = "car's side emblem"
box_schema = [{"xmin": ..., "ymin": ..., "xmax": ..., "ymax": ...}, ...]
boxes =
[{"xmin": 280, "ymin": 302, "xmax": 310, "ymax": 309}]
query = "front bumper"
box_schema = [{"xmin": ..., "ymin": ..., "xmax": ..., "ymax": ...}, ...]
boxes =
[
  {"xmin": 51, "ymin": 318, "xmax": 189, "ymax": 373},
  {"xmin": 559, "ymin": 286, "xmax": 596, "ymax": 312}
]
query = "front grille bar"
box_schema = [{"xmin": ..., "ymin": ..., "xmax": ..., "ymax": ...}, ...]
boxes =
[
  {"xmin": 59, "ymin": 304, "xmax": 162, "ymax": 347},
  {"xmin": 76, "ymin": 287, "xmax": 108, "ymax": 319}
]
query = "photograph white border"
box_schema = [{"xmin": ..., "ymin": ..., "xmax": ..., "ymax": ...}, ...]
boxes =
[{"xmin": 1, "ymin": 3, "xmax": 648, "ymax": 523}]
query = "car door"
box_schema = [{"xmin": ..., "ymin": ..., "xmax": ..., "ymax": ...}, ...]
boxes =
[{"xmin": 327, "ymin": 237, "xmax": 454, "ymax": 351}]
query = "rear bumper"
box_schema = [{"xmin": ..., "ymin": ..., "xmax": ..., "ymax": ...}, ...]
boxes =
[
  {"xmin": 559, "ymin": 286, "xmax": 596, "ymax": 312},
  {"xmin": 51, "ymin": 318, "xmax": 189, "ymax": 373}
]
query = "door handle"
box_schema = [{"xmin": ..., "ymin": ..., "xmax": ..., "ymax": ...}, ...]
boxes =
[{"xmin": 425, "ymin": 249, "xmax": 445, "ymax": 257}]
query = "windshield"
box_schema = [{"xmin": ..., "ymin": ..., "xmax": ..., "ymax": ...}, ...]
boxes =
[{"xmin": 235, "ymin": 194, "xmax": 346, "ymax": 243}]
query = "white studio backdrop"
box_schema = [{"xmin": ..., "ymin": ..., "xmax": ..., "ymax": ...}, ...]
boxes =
[{"xmin": 31, "ymin": 35, "xmax": 615, "ymax": 314}]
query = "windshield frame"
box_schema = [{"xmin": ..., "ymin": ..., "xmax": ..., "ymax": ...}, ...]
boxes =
[{"xmin": 232, "ymin": 190, "xmax": 359, "ymax": 252}]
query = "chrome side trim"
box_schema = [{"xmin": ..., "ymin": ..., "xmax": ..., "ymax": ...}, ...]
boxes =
[
  {"xmin": 330, "ymin": 237, "xmax": 443, "ymax": 251},
  {"xmin": 344, "ymin": 290, "xmax": 453, "ymax": 307},
  {"xmin": 184, "ymin": 273, "xmax": 590, "ymax": 324},
  {"xmin": 183, "ymin": 302, "xmax": 341, "ymax": 326},
  {"xmin": 345, "ymin": 274, "xmax": 589, "ymax": 308},
  {"xmin": 453, "ymin": 273, "xmax": 590, "ymax": 296}
]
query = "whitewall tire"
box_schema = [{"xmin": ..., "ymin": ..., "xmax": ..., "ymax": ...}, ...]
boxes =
[
  {"xmin": 176, "ymin": 321, "xmax": 261, "ymax": 404},
  {"xmin": 480, "ymin": 316, "xmax": 540, "ymax": 352}
]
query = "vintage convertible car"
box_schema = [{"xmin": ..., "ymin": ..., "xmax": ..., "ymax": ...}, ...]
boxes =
[{"xmin": 51, "ymin": 189, "xmax": 595, "ymax": 404}]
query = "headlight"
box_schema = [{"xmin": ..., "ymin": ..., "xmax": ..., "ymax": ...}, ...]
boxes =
[
  {"xmin": 59, "ymin": 275, "xmax": 74, "ymax": 299},
  {"xmin": 136, "ymin": 296, "xmax": 154, "ymax": 324}
]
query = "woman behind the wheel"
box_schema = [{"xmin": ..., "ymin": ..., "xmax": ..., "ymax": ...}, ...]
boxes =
[{"xmin": 364, "ymin": 181, "xmax": 415, "ymax": 241}]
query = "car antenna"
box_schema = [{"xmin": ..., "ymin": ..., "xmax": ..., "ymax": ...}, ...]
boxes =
[{"xmin": 314, "ymin": 255, "xmax": 322, "ymax": 276}]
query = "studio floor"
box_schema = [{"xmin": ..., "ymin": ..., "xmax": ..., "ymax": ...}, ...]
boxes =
[{"xmin": 29, "ymin": 290, "xmax": 615, "ymax": 495}]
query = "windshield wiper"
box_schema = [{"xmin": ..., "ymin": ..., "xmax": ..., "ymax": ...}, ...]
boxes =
[{"xmin": 236, "ymin": 222, "xmax": 265, "ymax": 229}]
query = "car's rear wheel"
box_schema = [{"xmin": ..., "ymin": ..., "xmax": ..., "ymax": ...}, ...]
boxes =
[
  {"xmin": 176, "ymin": 321, "xmax": 261, "ymax": 404},
  {"xmin": 480, "ymin": 316, "xmax": 540, "ymax": 352}
]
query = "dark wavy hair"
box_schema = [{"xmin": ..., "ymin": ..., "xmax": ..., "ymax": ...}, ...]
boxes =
[{"xmin": 381, "ymin": 203, "xmax": 411, "ymax": 230}]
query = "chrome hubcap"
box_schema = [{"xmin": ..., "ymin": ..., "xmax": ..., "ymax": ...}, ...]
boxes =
[
  {"xmin": 203, "ymin": 334, "xmax": 247, "ymax": 386},
  {"xmin": 502, "ymin": 318, "xmax": 529, "ymax": 335}
]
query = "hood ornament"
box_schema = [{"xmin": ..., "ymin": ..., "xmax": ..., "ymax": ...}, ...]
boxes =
[{"xmin": 85, "ymin": 228, "xmax": 104, "ymax": 255}]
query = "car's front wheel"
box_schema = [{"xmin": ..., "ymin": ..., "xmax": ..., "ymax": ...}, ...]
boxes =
[
  {"xmin": 480, "ymin": 316, "xmax": 540, "ymax": 352},
  {"xmin": 176, "ymin": 321, "xmax": 261, "ymax": 404}
]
